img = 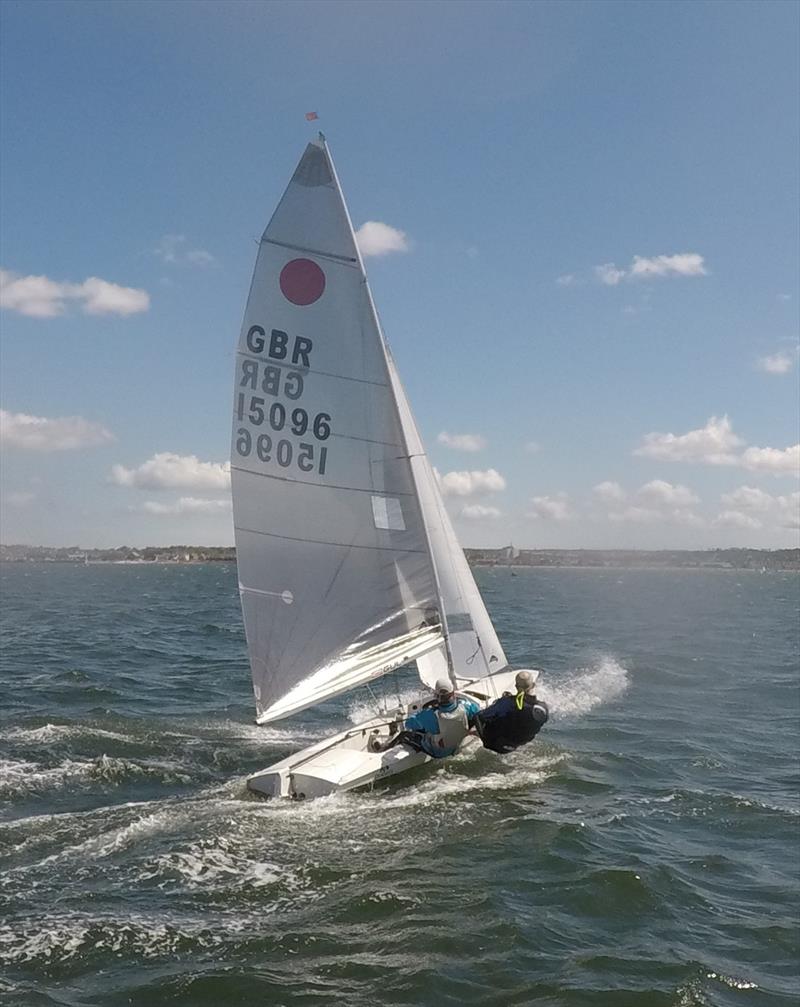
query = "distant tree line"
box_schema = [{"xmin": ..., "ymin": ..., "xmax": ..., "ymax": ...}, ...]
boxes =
[
  {"xmin": 1, "ymin": 544, "xmax": 798, "ymax": 570},
  {"xmin": 0, "ymin": 545, "xmax": 236, "ymax": 563},
  {"xmin": 464, "ymin": 547, "xmax": 800, "ymax": 571}
]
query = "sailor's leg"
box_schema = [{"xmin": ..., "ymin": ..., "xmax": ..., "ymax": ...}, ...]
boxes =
[{"xmin": 370, "ymin": 730, "xmax": 426, "ymax": 754}]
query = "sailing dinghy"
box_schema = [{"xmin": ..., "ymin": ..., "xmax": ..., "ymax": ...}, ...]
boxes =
[{"xmin": 232, "ymin": 136, "xmax": 539, "ymax": 799}]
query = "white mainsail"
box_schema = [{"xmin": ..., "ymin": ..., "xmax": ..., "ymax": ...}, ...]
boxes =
[{"xmin": 232, "ymin": 137, "xmax": 506, "ymax": 725}]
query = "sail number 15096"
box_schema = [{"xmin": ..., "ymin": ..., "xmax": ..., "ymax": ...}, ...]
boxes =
[{"xmin": 236, "ymin": 394, "xmax": 330, "ymax": 440}]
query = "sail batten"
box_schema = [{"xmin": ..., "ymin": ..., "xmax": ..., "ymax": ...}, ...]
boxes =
[
  {"xmin": 235, "ymin": 352, "xmax": 391, "ymax": 390},
  {"xmin": 231, "ymin": 467, "xmax": 416, "ymax": 497},
  {"xmin": 263, "ymin": 237, "xmax": 359, "ymax": 264},
  {"xmin": 237, "ymin": 525, "xmax": 429, "ymax": 553}
]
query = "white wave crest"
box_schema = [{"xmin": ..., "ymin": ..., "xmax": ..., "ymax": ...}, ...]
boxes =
[
  {"xmin": 179, "ymin": 718, "xmax": 328, "ymax": 746},
  {"xmin": 0, "ymin": 786, "xmax": 246, "ymax": 879},
  {"xmin": 374, "ymin": 758, "xmax": 564, "ymax": 810},
  {"xmin": 141, "ymin": 842, "xmax": 284, "ymax": 891},
  {"xmin": 1, "ymin": 808, "xmax": 184, "ymax": 882},
  {"xmin": 0, "ymin": 758, "xmax": 95, "ymax": 797},
  {"xmin": 0, "ymin": 754, "xmax": 192, "ymax": 798},
  {"xmin": 0, "ymin": 913, "xmax": 226, "ymax": 965},
  {"xmin": 1, "ymin": 723, "xmax": 134, "ymax": 744}
]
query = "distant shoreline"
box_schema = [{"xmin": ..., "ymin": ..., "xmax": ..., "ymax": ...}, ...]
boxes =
[{"xmin": 2, "ymin": 544, "xmax": 798, "ymax": 571}]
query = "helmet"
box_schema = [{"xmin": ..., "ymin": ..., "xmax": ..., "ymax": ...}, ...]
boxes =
[
  {"xmin": 434, "ymin": 677, "xmax": 454, "ymax": 698},
  {"xmin": 515, "ymin": 670, "xmax": 535, "ymax": 693}
]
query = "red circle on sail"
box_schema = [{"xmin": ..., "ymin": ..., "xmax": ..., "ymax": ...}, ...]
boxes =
[{"xmin": 279, "ymin": 258, "xmax": 325, "ymax": 306}]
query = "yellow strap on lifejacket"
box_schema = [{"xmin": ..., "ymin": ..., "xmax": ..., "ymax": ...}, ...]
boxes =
[{"xmin": 515, "ymin": 691, "xmax": 525, "ymax": 711}]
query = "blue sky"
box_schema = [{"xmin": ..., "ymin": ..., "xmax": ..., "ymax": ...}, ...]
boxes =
[{"xmin": 1, "ymin": 0, "xmax": 798, "ymax": 549}]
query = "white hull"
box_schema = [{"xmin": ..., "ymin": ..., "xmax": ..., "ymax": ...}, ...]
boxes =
[{"xmin": 247, "ymin": 668, "xmax": 537, "ymax": 800}]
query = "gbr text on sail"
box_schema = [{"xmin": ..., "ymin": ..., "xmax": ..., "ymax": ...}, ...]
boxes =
[{"xmin": 235, "ymin": 325, "xmax": 332, "ymax": 476}]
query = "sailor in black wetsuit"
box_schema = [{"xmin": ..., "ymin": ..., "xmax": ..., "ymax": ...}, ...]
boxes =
[{"xmin": 474, "ymin": 670, "xmax": 548, "ymax": 754}]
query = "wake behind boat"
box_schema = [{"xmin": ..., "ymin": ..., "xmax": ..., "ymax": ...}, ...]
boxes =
[{"xmin": 232, "ymin": 136, "xmax": 540, "ymax": 799}]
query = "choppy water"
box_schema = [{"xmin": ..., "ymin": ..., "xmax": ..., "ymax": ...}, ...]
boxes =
[{"xmin": 0, "ymin": 562, "xmax": 797, "ymax": 1006}]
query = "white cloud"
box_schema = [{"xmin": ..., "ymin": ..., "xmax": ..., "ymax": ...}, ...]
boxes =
[
  {"xmin": 634, "ymin": 415, "xmax": 743, "ymax": 466},
  {"xmin": 154, "ymin": 234, "xmax": 216, "ymax": 268},
  {"xmin": 756, "ymin": 352, "xmax": 794, "ymax": 375},
  {"xmin": 79, "ymin": 277, "xmax": 150, "ymax": 316},
  {"xmin": 354, "ymin": 221, "xmax": 409, "ymax": 258},
  {"xmin": 670, "ymin": 509, "xmax": 705, "ymax": 528},
  {"xmin": 608, "ymin": 504, "xmax": 703, "ymax": 527},
  {"xmin": 608, "ymin": 506, "xmax": 660, "ymax": 525},
  {"xmin": 715, "ymin": 510, "xmax": 763, "ymax": 530},
  {"xmin": 460, "ymin": 504, "xmax": 502, "ymax": 520},
  {"xmin": 720, "ymin": 486, "xmax": 775, "ymax": 513},
  {"xmin": 593, "ymin": 252, "xmax": 707, "ymax": 286},
  {"xmin": 556, "ymin": 274, "xmax": 576, "ymax": 286},
  {"xmin": 111, "ymin": 453, "xmax": 231, "ymax": 491},
  {"xmin": 0, "ymin": 271, "xmax": 68, "ymax": 318},
  {"xmin": 635, "ymin": 416, "xmax": 798, "ymax": 478},
  {"xmin": 527, "ymin": 493, "xmax": 572, "ymax": 521},
  {"xmin": 141, "ymin": 497, "xmax": 231, "ymax": 516},
  {"xmin": 596, "ymin": 479, "xmax": 703, "ymax": 527},
  {"xmin": 593, "ymin": 480, "xmax": 626, "ymax": 504},
  {"xmin": 437, "ymin": 431, "xmax": 486, "ymax": 452},
  {"xmin": 437, "ymin": 468, "xmax": 506, "ymax": 497},
  {"xmin": 524, "ymin": 440, "xmax": 541, "ymax": 454},
  {"xmin": 781, "ymin": 497, "xmax": 800, "ymax": 529},
  {"xmin": 0, "ymin": 269, "xmax": 149, "ymax": 318},
  {"xmin": 637, "ymin": 479, "xmax": 699, "ymax": 508},
  {"xmin": 716, "ymin": 486, "xmax": 799, "ymax": 530},
  {"xmin": 739, "ymin": 444, "xmax": 799, "ymax": 476},
  {"xmin": 0, "ymin": 409, "xmax": 114, "ymax": 451},
  {"xmin": 595, "ymin": 263, "xmax": 626, "ymax": 286},
  {"xmin": 628, "ymin": 253, "xmax": 707, "ymax": 279}
]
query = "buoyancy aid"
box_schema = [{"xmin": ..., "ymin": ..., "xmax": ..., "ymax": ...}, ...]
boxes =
[
  {"xmin": 509, "ymin": 693, "xmax": 548, "ymax": 745},
  {"xmin": 429, "ymin": 702, "xmax": 470, "ymax": 754}
]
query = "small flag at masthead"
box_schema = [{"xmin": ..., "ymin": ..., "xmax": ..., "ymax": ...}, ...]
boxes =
[{"xmin": 305, "ymin": 111, "xmax": 319, "ymax": 121}]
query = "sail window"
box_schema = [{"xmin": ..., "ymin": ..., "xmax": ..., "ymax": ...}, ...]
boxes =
[
  {"xmin": 447, "ymin": 612, "xmax": 474, "ymax": 634},
  {"xmin": 371, "ymin": 495, "xmax": 405, "ymax": 531}
]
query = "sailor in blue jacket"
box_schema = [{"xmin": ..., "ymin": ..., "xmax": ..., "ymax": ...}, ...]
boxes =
[
  {"xmin": 372, "ymin": 678, "xmax": 480, "ymax": 758},
  {"xmin": 474, "ymin": 670, "xmax": 548, "ymax": 754}
]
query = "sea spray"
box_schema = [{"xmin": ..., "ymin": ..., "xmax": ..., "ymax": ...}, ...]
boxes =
[
  {"xmin": 539, "ymin": 656, "xmax": 629, "ymax": 719},
  {"xmin": 347, "ymin": 657, "xmax": 629, "ymax": 725},
  {"xmin": 347, "ymin": 686, "xmax": 421, "ymax": 725}
]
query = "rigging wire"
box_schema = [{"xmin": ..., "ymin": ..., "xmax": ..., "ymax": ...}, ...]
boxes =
[
  {"xmin": 365, "ymin": 680, "xmax": 382, "ymax": 716},
  {"xmin": 393, "ymin": 666, "xmax": 403, "ymax": 708}
]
